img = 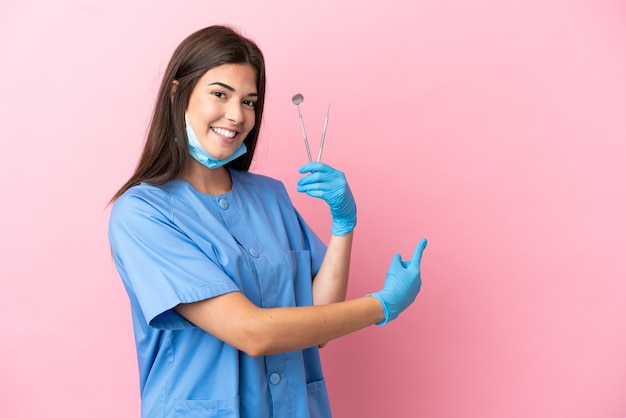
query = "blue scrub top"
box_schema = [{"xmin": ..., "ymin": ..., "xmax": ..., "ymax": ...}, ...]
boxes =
[{"xmin": 108, "ymin": 170, "xmax": 332, "ymax": 418}]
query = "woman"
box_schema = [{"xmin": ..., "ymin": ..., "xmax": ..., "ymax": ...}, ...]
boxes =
[{"xmin": 109, "ymin": 25, "xmax": 427, "ymax": 418}]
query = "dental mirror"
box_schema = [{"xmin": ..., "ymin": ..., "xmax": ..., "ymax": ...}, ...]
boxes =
[
  {"xmin": 292, "ymin": 93, "xmax": 332, "ymax": 163},
  {"xmin": 292, "ymin": 93, "xmax": 312, "ymax": 162},
  {"xmin": 292, "ymin": 93, "xmax": 304, "ymax": 105}
]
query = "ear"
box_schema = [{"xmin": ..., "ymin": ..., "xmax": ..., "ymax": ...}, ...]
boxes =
[{"xmin": 170, "ymin": 80, "xmax": 179, "ymax": 101}]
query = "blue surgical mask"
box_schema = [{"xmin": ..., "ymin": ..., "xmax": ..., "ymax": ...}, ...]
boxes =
[{"xmin": 185, "ymin": 113, "xmax": 247, "ymax": 169}]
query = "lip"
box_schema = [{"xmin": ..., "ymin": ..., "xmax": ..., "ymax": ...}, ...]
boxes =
[{"xmin": 211, "ymin": 126, "xmax": 239, "ymax": 144}]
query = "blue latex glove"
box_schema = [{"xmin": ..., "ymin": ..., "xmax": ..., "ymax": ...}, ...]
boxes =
[
  {"xmin": 297, "ymin": 162, "xmax": 357, "ymax": 236},
  {"xmin": 368, "ymin": 239, "xmax": 428, "ymax": 325}
]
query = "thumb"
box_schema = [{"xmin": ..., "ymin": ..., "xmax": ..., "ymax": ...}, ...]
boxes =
[{"xmin": 388, "ymin": 253, "xmax": 403, "ymax": 270}]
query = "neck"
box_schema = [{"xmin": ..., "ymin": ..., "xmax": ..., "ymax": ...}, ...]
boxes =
[{"xmin": 183, "ymin": 159, "xmax": 232, "ymax": 195}]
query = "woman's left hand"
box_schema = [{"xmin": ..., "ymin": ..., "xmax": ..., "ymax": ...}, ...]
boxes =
[{"xmin": 297, "ymin": 162, "xmax": 357, "ymax": 236}]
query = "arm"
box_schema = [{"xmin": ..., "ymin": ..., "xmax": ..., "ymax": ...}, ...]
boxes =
[
  {"xmin": 175, "ymin": 239, "xmax": 427, "ymax": 357},
  {"xmin": 175, "ymin": 291, "xmax": 384, "ymax": 357},
  {"xmin": 312, "ymin": 231, "xmax": 353, "ymax": 305},
  {"xmin": 297, "ymin": 162, "xmax": 357, "ymax": 306}
]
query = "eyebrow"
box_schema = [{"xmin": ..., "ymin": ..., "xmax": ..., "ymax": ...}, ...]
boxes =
[{"xmin": 209, "ymin": 82, "xmax": 258, "ymax": 97}]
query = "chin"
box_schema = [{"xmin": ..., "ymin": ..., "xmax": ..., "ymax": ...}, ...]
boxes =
[{"xmin": 214, "ymin": 152, "xmax": 234, "ymax": 160}]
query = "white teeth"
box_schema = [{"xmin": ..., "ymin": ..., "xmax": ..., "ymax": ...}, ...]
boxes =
[{"xmin": 212, "ymin": 127, "xmax": 236, "ymax": 138}]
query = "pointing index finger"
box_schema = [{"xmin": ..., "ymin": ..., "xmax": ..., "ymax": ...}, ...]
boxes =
[{"xmin": 410, "ymin": 238, "xmax": 428, "ymax": 265}]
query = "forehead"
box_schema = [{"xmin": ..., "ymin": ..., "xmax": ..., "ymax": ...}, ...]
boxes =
[{"xmin": 198, "ymin": 63, "xmax": 258, "ymax": 91}]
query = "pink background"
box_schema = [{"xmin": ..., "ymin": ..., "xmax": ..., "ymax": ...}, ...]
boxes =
[{"xmin": 1, "ymin": 0, "xmax": 625, "ymax": 417}]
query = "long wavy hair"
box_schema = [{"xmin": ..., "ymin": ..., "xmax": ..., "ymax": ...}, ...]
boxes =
[{"xmin": 111, "ymin": 25, "xmax": 266, "ymax": 201}]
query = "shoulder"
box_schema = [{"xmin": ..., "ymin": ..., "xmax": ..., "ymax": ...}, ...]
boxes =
[{"xmin": 110, "ymin": 181, "xmax": 182, "ymax": 224}]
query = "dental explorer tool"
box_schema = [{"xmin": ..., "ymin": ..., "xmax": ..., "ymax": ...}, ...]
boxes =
[{"xmin": 317, "ymin": 102, "xmax": 330, "ymax": 162}]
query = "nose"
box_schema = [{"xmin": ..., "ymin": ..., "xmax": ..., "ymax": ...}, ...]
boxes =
[{"xmin": 225, "ymin": 101, "xmax": 244, "ymax": 124}]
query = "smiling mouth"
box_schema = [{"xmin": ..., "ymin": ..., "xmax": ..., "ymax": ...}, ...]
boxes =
[{"xmin": 211, "ymin": 127, "xmax": 237, "ymax": 138}]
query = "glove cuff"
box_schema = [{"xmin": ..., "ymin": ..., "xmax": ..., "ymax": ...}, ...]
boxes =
[
  {"xmin": 331, "ymin": 216, "xmax": 357, "ymax": 236},
  {"xmin": 366, "ymin": 293, "xmax": 390, "ymax": 326}
]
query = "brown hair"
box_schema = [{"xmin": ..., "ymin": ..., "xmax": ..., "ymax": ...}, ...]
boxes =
[{"xmin": 111, "ymin": 25, "xmax": 266, "ymax": 201}]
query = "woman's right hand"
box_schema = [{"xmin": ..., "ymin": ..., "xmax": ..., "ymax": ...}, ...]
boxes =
[{"xmin": 368, "ymin": 239, "xmax": 428, "ymax": 325}]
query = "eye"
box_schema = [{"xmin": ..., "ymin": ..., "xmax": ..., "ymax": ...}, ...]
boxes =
[
  {"xmin": 212, "ymin": 91, "xmax": 227, "ymax": 99},
  {"xmin": 243, "ymin": 99, "xmax": 257, "ymax": 109}
]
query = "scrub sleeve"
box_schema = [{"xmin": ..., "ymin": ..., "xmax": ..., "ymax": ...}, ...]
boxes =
[{"xmin": 110, "ymin": 190, "xmax": 240, "ymax": 330}]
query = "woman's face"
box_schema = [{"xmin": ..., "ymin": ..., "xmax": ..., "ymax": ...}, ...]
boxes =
[{"xmin": 186, "ymin": 63, "xmax": 258, "ymax": 161}]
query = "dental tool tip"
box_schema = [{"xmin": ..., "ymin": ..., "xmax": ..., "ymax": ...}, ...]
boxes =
[{"xmin": 291, "ymin": 93, "xmax": 304, "ymax": 105}]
